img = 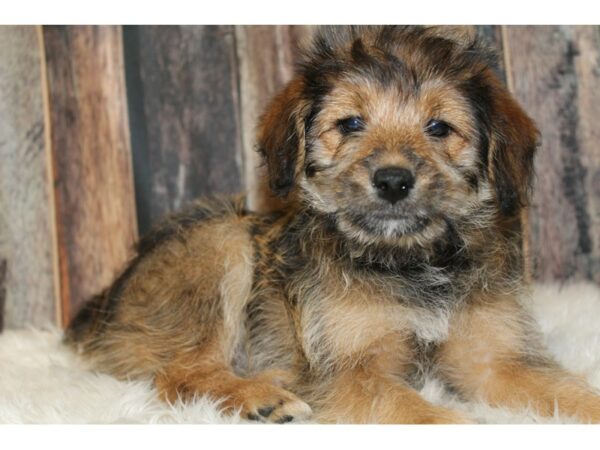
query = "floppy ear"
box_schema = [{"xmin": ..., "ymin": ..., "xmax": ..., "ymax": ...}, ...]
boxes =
[
  {"xmin": 257, "ymin": 77, "xmax": 310, "ymax": 198},
  {"xmin": 486, "ymin": 73, "xmax": 539, "ymax": 216}
]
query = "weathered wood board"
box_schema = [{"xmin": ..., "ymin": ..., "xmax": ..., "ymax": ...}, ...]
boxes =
[
  {"xmin": 42, "ymin": 26, "xmax": 138, "ymax": 324},
  {"xmin": 123, "ymin": 25, "xmax": 244, "ymax": 234},
  {"xmin": 0, "ymin": 26, "xmax": 58, "ymax": 329},
  {"xmin": 503, "ymin": 25, "xmax": 600, "ymax": 283}
]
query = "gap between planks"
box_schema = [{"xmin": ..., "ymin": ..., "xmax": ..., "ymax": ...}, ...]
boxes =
[{"xmin": 36, "ymin": 25, "xmax": 64, "ymax": 328}]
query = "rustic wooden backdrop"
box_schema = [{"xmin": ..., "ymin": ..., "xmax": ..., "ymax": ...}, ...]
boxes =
[{"xmin": 0, "ymin": 25, "xmax": 598, "ymax": 331}]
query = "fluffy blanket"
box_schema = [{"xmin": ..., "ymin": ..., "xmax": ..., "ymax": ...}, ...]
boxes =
[{"xmin": 1, "ymin": 283, "xmax": 599, "ymax": 424}]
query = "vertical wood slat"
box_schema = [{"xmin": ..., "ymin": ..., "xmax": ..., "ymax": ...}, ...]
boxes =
[
  {"xmin": 503, "ymin": 26, "xmax": 600, "ymax": 283},
  {"xmin": 572, "ymin": 26, "xmax": 600, "ymax": 282},
  {"xmin": 235, "ymin": 25, "xmax": 315, "ymax": 213},
  {"xmin": 123, "ymin": 26, "xmax": 243, "ymax": 235},
  {"xmin": 0, "ymin": 26, "xmax": 59, "ymax": 329},
  {"xmin": 0, "ymin": 259, "xmax": 6, "ymax": 330},
  {"xmin": 42, "ymin": 26, "xmax": 138, "ymax": 325}
]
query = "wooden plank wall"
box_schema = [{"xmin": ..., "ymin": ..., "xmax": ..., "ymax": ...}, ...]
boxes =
[
  {"xmin": 0, "ymin": 26, "xmax": 58, "ymax": 329},
  {"xmin": 0, "ymin": 25, "xmax": 598, "ymax": 331}
]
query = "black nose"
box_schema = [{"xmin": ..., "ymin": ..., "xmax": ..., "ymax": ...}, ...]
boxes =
[{"xmin": 372, "ymin": 167, "xmax": 415, "ymax": 204}]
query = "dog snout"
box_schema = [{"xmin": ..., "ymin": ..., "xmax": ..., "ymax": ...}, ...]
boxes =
[{"xmin": 372, "ymin": 167, "xmax": 415, "ymax": 204}]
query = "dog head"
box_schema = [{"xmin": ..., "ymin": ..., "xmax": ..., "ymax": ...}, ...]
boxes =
[{"xmin": 258, "ymin": 26, "xmax": 538, "ymax": 246}]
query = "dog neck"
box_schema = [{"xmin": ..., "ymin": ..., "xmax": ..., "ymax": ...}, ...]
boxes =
[{"xmin": 268, "ymin": 204, "xmax": 524, "ymax": 308}]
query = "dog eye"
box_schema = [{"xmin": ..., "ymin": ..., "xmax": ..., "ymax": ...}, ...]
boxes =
[
  {"xmin": 425, "ymin": 119, "xmax": 452, "ymax": 138},
  {"xmin": 337, "ymin": 116, "xmax": 365, "ymax": 134}
]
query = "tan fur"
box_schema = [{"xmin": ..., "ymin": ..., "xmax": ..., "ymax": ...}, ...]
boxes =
[
  {"xmin": 438, "ymin": 295, "xmax": 600, "ymax": 422},
  {"xmin": 66, "ymin": 26, "xmax": 600, "ymax": 424},
  {"xmin": 311, "ymin": 333, "xmax": 470, "ymax": 424},
  {"xmin": 154, "ymin": 341, "xmax": 311, "ymax": 422}
]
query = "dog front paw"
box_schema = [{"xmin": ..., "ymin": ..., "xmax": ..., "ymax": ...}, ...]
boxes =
[{"xmin": 235, "ymin": 381, "xmax": 313, "ymax": 424}]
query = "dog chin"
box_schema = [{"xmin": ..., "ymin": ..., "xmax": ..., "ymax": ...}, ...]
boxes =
[
  {"xmin": 367, "ymin": 215, "xmax": 430, "ymax": 237},
  {"xmin": 337, "ymin": 212, "xmax": 446, "ymax": 246}
]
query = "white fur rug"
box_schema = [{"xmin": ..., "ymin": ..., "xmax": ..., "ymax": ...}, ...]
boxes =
[{"xmin": 1, "ymin": 283, "xmax": 599, "ymax": 424}]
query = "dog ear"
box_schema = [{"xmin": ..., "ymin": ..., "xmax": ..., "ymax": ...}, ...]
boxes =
[
  {"xmin": 257, "ymin": 78, "xmax": 309, "ymax": 198},
  {"xmin": 486, "ymin": 73, "xmax": 539, "ymax": 216}
]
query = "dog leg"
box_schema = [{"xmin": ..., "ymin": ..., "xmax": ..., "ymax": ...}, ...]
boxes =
[
  {"xmin": 154, "ymin": 346, "xmax": 312, "ymax": 423},
  {"xmin": 312, "ymin": 361, "xmax": 471, "ymax": 423},
  {"xmin": 438, "ymin": 295, "xmax": 600, "ymax": 423}
]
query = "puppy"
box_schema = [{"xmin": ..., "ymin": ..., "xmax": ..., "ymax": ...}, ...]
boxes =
[{"xmin": 66, "ymin": 26, "xmax": 600, "ymax": 423}]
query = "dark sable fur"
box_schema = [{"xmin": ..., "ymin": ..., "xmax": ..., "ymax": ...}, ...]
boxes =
[
  {"xmin": 67, "ymin": 262, "xmax": 140, "ymax": 341},
  {"xmin": 265, "ymin": 206, "xmax": 518, "ymax": 312},
  {"xmin": 459, "ymin": 72, "xmax": 493, "ymax": 177}
]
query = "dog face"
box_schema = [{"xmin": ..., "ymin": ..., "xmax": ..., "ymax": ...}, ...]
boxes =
[{"xmin": 258, "ymin": 26, "xmax": 538, "ymax": 246}]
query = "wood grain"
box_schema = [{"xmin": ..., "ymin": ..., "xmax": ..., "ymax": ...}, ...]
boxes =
[
  {"xmin": 503, "ymin": 26, "xmax": 600, "ymax": 283},
  {"xmin": 0, "ymin": 26, "xmax": 58, "ymax": 329},
  {"xmin": 572, "ymin": 26, "xmax": 600, "ymax": 282},
  {"xmin": 235, "ymin": 25, "xmax": 315, "ymax": 212},
  {"xmin": 43, "ymin": 26, "xmax": 138, "ymax": 324},
  {"xmin": 123, "ymin": 26, "xmax": 243, "ymax": 234},
  {"xmin": 0, "ymin": 259, "xmax": 6, "ymax": 331}
]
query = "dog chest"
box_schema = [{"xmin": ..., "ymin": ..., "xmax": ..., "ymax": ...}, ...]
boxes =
[{"xmin": 299, "ymin": 287, "xmax": 451, "ymax": 368}]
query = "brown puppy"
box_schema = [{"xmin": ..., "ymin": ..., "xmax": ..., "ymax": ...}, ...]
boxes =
[{"xmin": 66, "ymin": 26, "xmax": 600, "ymax": 424}]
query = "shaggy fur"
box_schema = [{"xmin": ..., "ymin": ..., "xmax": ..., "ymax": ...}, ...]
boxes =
[
  {"xmin": 1, "ymin": 283, "xmax": 599, "ymax": 424},
  {"xmin": 64, "ymin": 26, "xmax": 600, "ymax": 423}
]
